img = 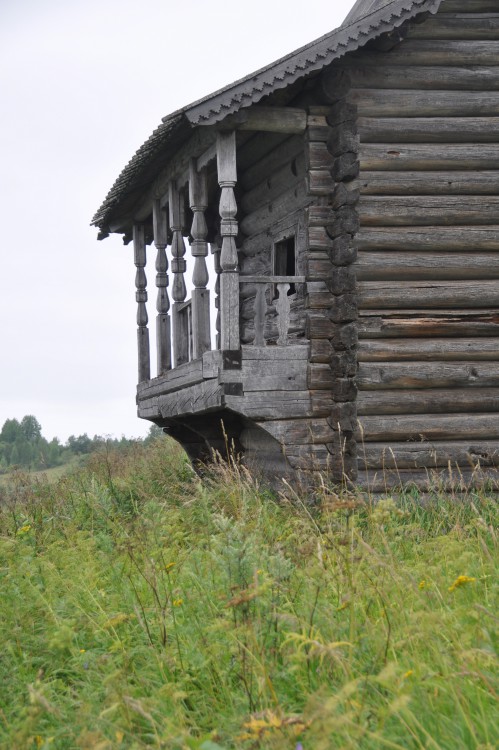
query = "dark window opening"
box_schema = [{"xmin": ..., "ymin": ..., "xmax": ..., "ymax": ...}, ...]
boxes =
[{"xmin": 274, "ymin": 236, "xmax": 296, "ymax": 296}]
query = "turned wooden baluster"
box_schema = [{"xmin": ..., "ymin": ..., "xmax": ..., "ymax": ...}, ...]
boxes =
[
  {"xmin": 169, "ymin": 181, "xmax": 188, "ymax": 366},
  {"xmin": 152, "ymin": 199, "xmax": 171, "ymax": 374},
  {"xmin": 253, "ymin": 283, "xmax": 267, "ymax": 346},
  {"xmin": 189, "ymin": 160, "xmax": 211, "ymax": 358},
  {"xmin": 133, "ymin": 223, "xmax": 150, "ymax": 382},
  {"xmin": 217, "ymin": 131, "xmax": 240, "ymax": 351}
]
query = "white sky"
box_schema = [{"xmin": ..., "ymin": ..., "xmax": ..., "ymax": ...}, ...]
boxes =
[{"xmin": 0, "ymin": 0, "xmax": 353, "ymax": 442}]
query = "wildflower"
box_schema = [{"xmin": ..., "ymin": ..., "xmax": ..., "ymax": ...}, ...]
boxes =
[
  {"xmin": 418, "ymin": 580, "xmax": 427, "ymax": 589},
  {"xmin": 165, "ymin": 562, "xmax": 175, "ymax": 572},
  {"xmin": 17, "ymin": 524, "xmax": 31, "ymax": 535},
  {"xmin": 35, "ymin": 737, "xmax": 43, "ymax": 748},
  {"xmin": 79, "ymin": 649, "xmax": 86, "ymax": 653},
  {"xmin": 173, "ymin": 598, "xmax": 183, "ymax": 607},
  {"xmin": 403, "ymin": 670, "xmax": 414, "ymax": 679},
  {"xmin": 449, "ymin": 575, "xmax": 476, "ymax": 593}
]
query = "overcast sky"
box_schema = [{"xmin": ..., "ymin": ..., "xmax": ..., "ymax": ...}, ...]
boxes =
[{"xmin": 0, "ymin": 0, "xmax": 353, "ymax": 442}]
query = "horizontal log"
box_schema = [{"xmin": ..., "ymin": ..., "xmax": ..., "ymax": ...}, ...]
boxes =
[
  {"xmin": 239, "ymin": 135, "xmax": 303, "ymax": 191},
  {"xmin": 438, "ymin": 1, "xmax": 499, "ymax": 13},
  {"xmin": 225, "ymin": 390, "xmax": 311, "ymax": 420},
  {"xmin": 358, "ymin": 116, "xmax": 499, "ymax": 143},
  {"xmin": 283, "ymin": 443, "xmax": 332, "ymax": 471},
  {"xmin": 310, "ymin": 339, "xmax": 334, "ymax": 363},
  {"xmin": 308, "ymin": 169, "xmax": 335, "ymax": 196},
  {"xmin": 360, "ymin": 143, "xmax": 499, "ymax": 171},
  {"xmin": 354, "ymin": 170, "xmax": 499, "ymax": 196},
  {"xmin": 336, "ymin": 64, "xmax": 499, "ymax": 92},
  {"xmin": 357, "ymin": 338, "xmax": 499, "ymax": 362},
  {"xmin": 136, "ymin": 358, "xmax": 204, "ymax": 398},
  {"xmin": 260, "ymin": 418, "xmax": 333, "ymax": 446},
  {"xmin": 358, "ymin": 310, "xmax": 499, "ymax": 338},
  {"xmin": 308, "ymin": 363, "xmax": 335, "ymax": 389},
  {"xmin": 240, "ymin": 154, "xmax": 305, "ymax": 214},
  {"xmin": 311, "ymin": 390, "xmax": 335, "ymax": 416},
  {"xmin": 239, "ymin": 183, "xmax": 309, "ymax": 236},
  {"xmin": 350, "ymin": 88, "xmax": 499, "ymax": 117},
  {"xmin": 408, "ymin": 15, "xmax": 499, "ymax": 40},
  {"xmin": 356, "ymin": 251, "xmax": 499, "ymax": 281},
  {"xmin": 357, "ymin": 361, "xmax": 499, "ymax": 389},
  {"xmin": 357, "ymin": 413, "xmax": 499, "ymax": 441},
  {"xmin": 358, "ymin": 280, "xmax": 499, "ymax": 309},
  {"xmin": 348, "ymin": 40, "xmax": 499, "ymax": 67},
  {"xmin": 355, "ymin": 467, "xmax": 499, "ymax": 492},
  {"xmin": 241, "ymin": 344, "xmax": 308, "ymax": 360},
  {"xmin": 357, "ymin": 387, "xmax": 499, "ymax": 415},
  {"xmin": 359, "ymin": 196, "xmax": 499, "ymax": 227},
  {"xmin": 359, "ymin": 439, "xmax": 499, "ymax": 470},
  {"xmin": 356, "ymin": 226, "xmax": 499, "ymax": 251},
  {"xmin": 222, "ymin": 106, "xmax": 307, "ymax": 134},
  {"xmin": 307, "ymin": 141, "xmax": 334, "ymax": 170}
]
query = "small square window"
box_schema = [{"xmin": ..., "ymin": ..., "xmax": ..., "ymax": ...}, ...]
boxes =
[{"xmin": 273, "ymin": 235, "xmax": 296, "ymax": 296}]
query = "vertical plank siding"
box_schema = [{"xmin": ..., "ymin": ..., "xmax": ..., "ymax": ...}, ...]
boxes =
[{"xmin": 349, "ymin": 1, "xmax": 499, "ymax": 484}]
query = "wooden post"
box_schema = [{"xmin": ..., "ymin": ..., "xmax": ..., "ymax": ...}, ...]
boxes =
[
  {"xmin": 189, "ymin": 160, "xmax": 211, "ymax": 359},
  {"xmin": 169, "ymin": 181, "xmax": 188, "ymax": 366},
  {"xmin": 217, "ymin": 131, "xmax": 240, "ymax": 351},
  {"xmin": 152, "ymin": 198, "xmax": 171, "ymax": 375},
  {"xmin": 133, "ymin": 223, "xmax": 150, "ymax": 383},
  {"xmin": 211, "ymin": 240, "xmax": 221, "ymax": 350}
]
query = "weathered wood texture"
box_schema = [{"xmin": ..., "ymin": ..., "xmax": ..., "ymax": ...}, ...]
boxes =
[{"xmin": 346, "ymin": 3, "xmax": 499, "ymax": 487}]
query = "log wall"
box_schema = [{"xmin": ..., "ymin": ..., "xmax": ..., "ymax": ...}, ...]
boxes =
[{"xmin": 336, "ymin": 0, "xmax": 499, "ymax": 489}]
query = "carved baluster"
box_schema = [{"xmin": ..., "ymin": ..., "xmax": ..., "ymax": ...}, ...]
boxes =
[
  {"xmin": 133, "ymin": 223, "xmax": 150, "ymax": 382},
  {"xmin": 169, "ymin": 181, "xmax": 188, "ymax": 366},
  {"xmin": 153, "ymin": 199, "xmax": 171, "ymax": 374},
  {"xmin": 253, "ymin": 283, "xmax": 267, "ymax": 347},
  {"xmin": 211, "ymin": 239, "xmax": 222, "ymax": 350},
  {"xmin": 189, "ymin": 161, "xmax": 211, "ymax": 359},
  {"xmin": 276, "ymin": 282, "xmax": 291, "ymax": 345},
  {"xmin": 217, "ymin": 131, "xmax": 239, "ymax": 351}
]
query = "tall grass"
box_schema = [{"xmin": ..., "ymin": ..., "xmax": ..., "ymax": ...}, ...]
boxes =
[{"xmin": 0, "ymin": 438, "xmax": 497, "ymax": 749}]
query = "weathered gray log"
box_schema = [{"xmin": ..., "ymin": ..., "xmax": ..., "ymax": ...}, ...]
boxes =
[
  {"xmin": 410, "ymin": 15, "xmax": 499, "ymax": 40},
  {"xmin": 358, "ymin": 196, "xmax": 499, "ymax": 226},
  {"xmin": 225, "ymin": 390, "xmax": 312, "ymax": 420},
  {"xmin": 357, "ymin": 413, "xmax": 499, "ymax": 441},
  {"xmin": 360, "ymin": 143, "xmax": 499, "ymax": 171},
  {"xmin": 358, "ymin": 439, "xmax": 499, "ymax": 470},
  {"xmin": 335, "ymin": 64, "xmax": 499, "ymax": 91},
  {"xmin": 353, "ymin": 170, "xmax": 499, "ymax": 196},
  {"xmin": 307, "ymin": 141, "xmax": 335, "ymax": 170},
  {"xmin": 310, "ymin": 339, "xmax": 334, "ymax": 363},
  {"xmin": 358, "ymin": 338, "xmax": 499, "ymax": 362},
  {"xmin": 357, "ymin": 361, "xmax": 499, "ymax": 389},
  {"xmin": 220, "ymin": 106, "xmax": 307, "ymax": 134},
  {"xmin": 260, "ymin": 418, "xmax": 333, "ymax": 446},
  {"xmin": 358, "ymin": 280, "xmax": 499, "ymax": 309},
  {"xmin": 356, "ymin": 226, "xmax": 499, "ymax": 251},
  {"xmin": 357, "ymin": 387, "xmax": 499, "ymax": 415},
  {"xmin": 356, "ymin": 252, "xmax": 499, "ymax": 281},
  {"xmin": 136, "ymin": 358, "xmax": 204, "ymax": 399},
  {"xmin": 358, "ymin": 116, "xmax": 499, "ymax": 143},
  {"xmin": 350, "ymin": 88, "xmax": 499, "ymax": 117},
  {"xmin": 436, "ymin": 1, "xmax": 499, "ymax": 14},
  {"xmin": 355, "ymin": 467, "xmax": 499, "ymax": 493},
  {"xmin": 157, "ymin": 380, "xmax": 224, "ymax": 419},
  {"xmin": 358, "ymin": 310, "xmax": 499, "ymax": 338},
  {"xmin": 347, "ymin": 40, "xmax": 499, "ymax": 67}
]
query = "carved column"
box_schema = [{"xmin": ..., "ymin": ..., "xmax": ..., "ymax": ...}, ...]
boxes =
[
  {"xmin": 211, "ymin": 239, "xmax": 222, "ymax": 350},
  {"xmin": 133, "ymin": 223, "xmax": 150, "ymax": 383},
  {"xmin": 169, "ymin": 181, "xmax": 188, "ymax": 366},
  {"xmin": 152, "ymin": 199, "xmax": 171, "ymax": 374},
  {"xmin": 217, "ymin": 131, "xmax": 240, "ymax": 351},
  {"xmin": 189, "ymin": 160, "xmax": 211, "ymax": 359}
]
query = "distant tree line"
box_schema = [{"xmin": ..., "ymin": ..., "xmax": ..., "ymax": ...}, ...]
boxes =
[{"xmin": 0, "ymin": 416, "xmax": 162, "ymax": 473}]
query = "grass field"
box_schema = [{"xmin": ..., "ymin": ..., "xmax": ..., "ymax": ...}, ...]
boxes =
[{"xmin": 0, "ymin": 438, "xmax": 497, "ymax": 749}]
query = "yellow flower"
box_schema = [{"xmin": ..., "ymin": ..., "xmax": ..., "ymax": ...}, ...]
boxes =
[
  {"xmin": 79, "ymin": 649, "xmax": 86, "ymax": 653},
  {"xmin": 403, "ymin": 670, "xmax": 414, "ymax": 679},
  {"xmin": 449, "ymin": 575, "xmax": 476, "ymax": 593},
  {"xmin": 165, "ymin": 562, "xmax": 175, "ymax": 572},
  {"xmin": 17, "ymin": 524, "xmax": 31, "ymax": 535},
  {"xmin": 418, "ymin": 580, "xmax": 427, "ymax": 589},
  {"xmin": 173, "ymin": 598, "xmax": 183, "ymax": 607}
]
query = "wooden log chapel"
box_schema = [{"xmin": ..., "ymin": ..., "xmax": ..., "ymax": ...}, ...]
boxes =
[{"xmin": 92, "ymin": 0, "xmax": 499, "ymax": 491}]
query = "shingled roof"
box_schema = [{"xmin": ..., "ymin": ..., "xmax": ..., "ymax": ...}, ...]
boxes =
[{"xmin": 92, "ymin": 0, "xmax": 442, "ymax": 233}]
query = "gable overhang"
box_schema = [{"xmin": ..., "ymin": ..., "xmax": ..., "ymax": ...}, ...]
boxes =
[{"xmin": 92, "ymin": 0, "xmax": 442, "ymax": 235}]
